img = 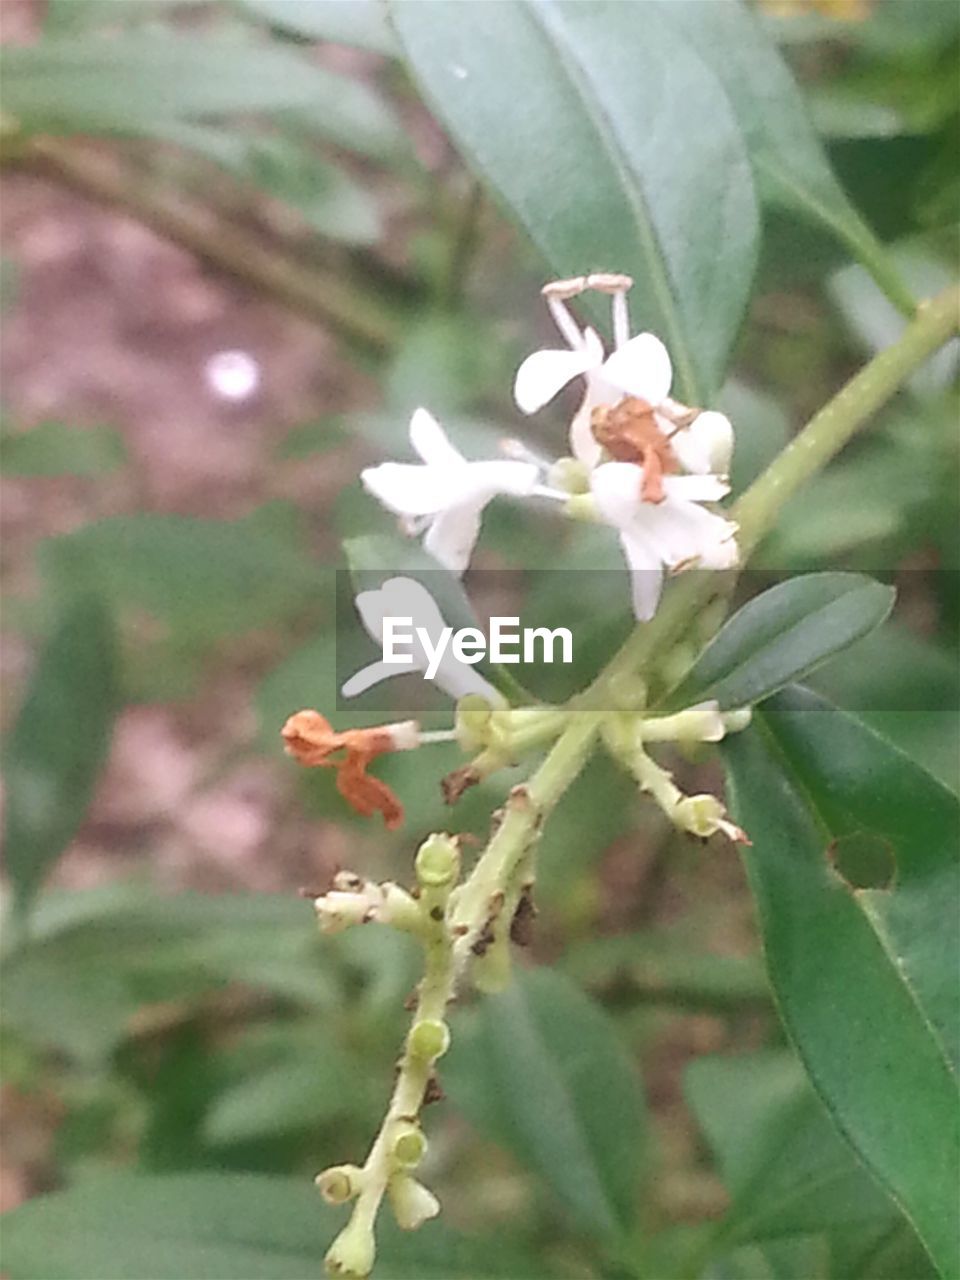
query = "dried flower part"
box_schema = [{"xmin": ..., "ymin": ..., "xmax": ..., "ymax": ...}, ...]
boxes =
[
  {"xmin": 591, "ymin": 395, "xmax": 680, "ymax": 503},
  {"xmin": 282, "ymin": 710, "xmax": 416, "ymax": 829}
]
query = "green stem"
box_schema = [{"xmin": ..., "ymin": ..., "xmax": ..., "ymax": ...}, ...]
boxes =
[
  {"xmin": 590, "ymin": 283, "xmax": 960, "ymax": 690},
  {"xmin": 732, "ymin": 283, "xmax": 960, "ymax": 555},
  {"xmin": 18, "ymin": 137, "xmax": 401, "ymax": 353}
]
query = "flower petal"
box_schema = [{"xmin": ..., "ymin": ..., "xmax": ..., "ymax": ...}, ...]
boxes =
[
  {"xmin": 409, "ymin": 407, "xmax": 465, "ymax": 468},
  {"xmin": 464, "ymin": 459, "xmax": 539, "ymax": 498},
  {"xmin": 361, "ymin": 462, "xmax": 452, "ymax": 516},
  {"xmin": 590, "ymin": 461, "xmax": 646, "ymax": 528},
  {"xmin": 513, "ymin": 347, "xmax": 597, "ymax": 414},
  {"xmin": 433, "ymin": 655, "xmax": 503, "ymax": 705},
  {"xmin": 661, "ymin": 474, "xmax": 731, "ymax": 503},
  {"xmin": 671, "ymin": 410, "xmax": 733, "ymax": 475},
  {"xmin": 638, "ymin": 499, "xmax": 737, "ymax": 570},
  {"xmin": 423, "ymin": 502, "xmax": 484, "ymax": 575},
  {"xmin": 618, "ymin": 527, "xmax": 664, "ymax": 621},
  {"xmin": 600, "ymin": 332, "xmax": 672, "ymax": 405}
]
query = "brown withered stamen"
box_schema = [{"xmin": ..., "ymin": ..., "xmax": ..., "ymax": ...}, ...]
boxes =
[
  {"xmin": 591, "ymin": 396, "xmax": 680, "ymax": 504},
  {"xmin": 509, "ymin": 884, "xmax": 539, "ymax": 947}
]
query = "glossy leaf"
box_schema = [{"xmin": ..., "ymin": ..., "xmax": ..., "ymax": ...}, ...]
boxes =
[
  {"xmin": 650, "ymin": 0, "xmax": 910, "ymax": 305},
  {"xmin": 3, "ymin": 596, "xmax": 117, "ymax": 921},
  {"xmin": 664, "ymin": 573, "xmax": 895, "ymax": 711},
  {"xmin": 1, "ymin": 35, "xmax": 402, "ymax": 159},
  {"xmin": 444, "ymin": 967, "xmax": 646, "ymax": 1239},
  {"xmin": 391, "ymin": 0, "xmax": 759, "ymax": 401},
  {"xmin": 723, "ymin": 687, "xmax": 960, "ymax": 1277},
  {"xmin": 0, "ymin": 1173, "xmax": 551, "ymax": 1279},
  {"xmin": 239, "ymin": 0, "xmax": 398, "ymax": 56}
]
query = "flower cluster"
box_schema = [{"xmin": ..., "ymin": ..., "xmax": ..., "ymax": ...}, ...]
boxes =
[{"xmin": 362, "ymin": 273, "xmax": 738, "ymax": 621}]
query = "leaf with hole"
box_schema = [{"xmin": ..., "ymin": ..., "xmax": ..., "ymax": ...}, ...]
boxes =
[{"xmin": 723, "ymin": 687, "xmax": 960, "ymax": 1277}]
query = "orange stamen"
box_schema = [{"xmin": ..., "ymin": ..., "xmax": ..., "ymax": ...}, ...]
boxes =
[
  {"xmin": 281, "ymin": 710, "xmax": 409, "ymax": 829},
  {"xmin": 591, "ymin": 396, "xmax": 679, "ymax": 504}
]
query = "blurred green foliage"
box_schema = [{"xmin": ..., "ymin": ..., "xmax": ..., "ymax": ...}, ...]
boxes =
[{"xmin": 0, "ymin": 1, "xmax": 957, "ymax": 1278}]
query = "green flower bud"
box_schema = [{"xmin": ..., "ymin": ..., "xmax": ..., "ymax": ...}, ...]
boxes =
[
  {"xmin": 390, "ymin": 1121, "xmax": 427, "ymax": 1170},
  {"xmin": 315, "ymin": 1164, "xmax": 363, "ymax": 1205},
  {"xmin": 324, "ymin": 1212, "xmax": 375, "ymax": 1278},
  {"xmin": 387, "ymin": 1173, "xmax": 440, "ymax": 1231},
  {"xmin": 455, "ymin": 694, "xmax": 494, "ymax": 751},
  {"xmin": 408, "ymin": 1018, "xmax": 450, "ymax": 1061},
  {"xmin": 547, "ymin": 456, "xmax": 590, "ymax": 494},
  {"xmin": 722, "ymin": 706, "xmax": 753, "ymax": 733},
  {"xmin": 564, "ymin": 493, "xmax": 597, "ymax": 522},
  {"xmin": 415, "ymin": 834, "xmax": 460, "ymax": 889}
]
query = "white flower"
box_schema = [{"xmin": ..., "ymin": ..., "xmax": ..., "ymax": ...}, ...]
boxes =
[
  {"xmin": 591, "ymin": 462, "xmax": 738, "ymax": 621},
  {"xmin": 361, "ymin": 408, "xmax": 538, "ymax": 575},
  {"xmin": 341, "ymin": 575, "xmax": 504, "ymax": 705},
  {"xmin": 513, "ymin": 275, "xmax": 733, "ymax": 477}
]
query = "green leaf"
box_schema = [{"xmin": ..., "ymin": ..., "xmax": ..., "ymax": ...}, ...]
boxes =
[
  {"xmin": 162, "ymin": 125, "xmax": 382, "ymax": 244},
  {"xmin": 391, "ymin": 0, "xmax": 759, "ymax": 401},
  {"xmin": 664, "ymin": 573, "xmax": 895, "ymax": 712},
  {"xmin": 444, "ymin": 967, "xmax": 646, "ymax": 1240},
  {"xmin": 238, "ymin": 0, "xmax": 398, "ymax": 56},
  {"xmin": 3, "ymin": 596, "xmax": 117, "ymax": 921},
  {"xmin": 1, "ymin": 421, "xmax": 126, "ymax": 476},
  {"xmin": 39, "ymin": 509, "xmax": 321, "ymax": 643},
  {"xmin": 723, "ymin": 687, "xmax": 960, "ymax": 1277},
  {"xmin": 1, "ymin": 890, "xmax": 331, "ymax": 1064},
  {"xmin": 0, "ymin": 1172, "xmax": 551, "ymax": 1279},
  {"xmin": 686, "ymin": 1050, "xmax": 921, "ymax": 1248},
  {"xmin": 649, "ymin": 0, "xmax": 912, "ymax": 313},
  {"xmin": 1, "ymin": 34, "xmax": 402, "ymax": 159}
]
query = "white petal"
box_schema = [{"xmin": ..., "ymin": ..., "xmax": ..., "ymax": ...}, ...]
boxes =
[
  {"xmin": 422, "ymin": 503, "xmax": 483, "ymax": 575},
  {"xmin": 661, "ymin": 474, "xmax": 731, "ymax": 503},
  {"xmin": 618, "ymin": 527, "xmax": 664, "ymax": 621},
  {"xmin": 354, "ymin": 577, "xmax": 446, "ymax": 647},
  {"xmin": 513, "ymin": 347, "xmax": 597, "ymax": 414},
  {"xmin": 409, "ymin": 407, "xmax": 465, "ymax": 468},
  {"xmin": 340, "ymin": 660, "xmax": 401, "ymax": 698},
  {"xmin": 590, "ymin": 461, "xmax": 646, "ymax": 529},
  {"xmin": 361, "ymin": 462, "xmax": 451, "ymax": 516},
  {"xmin": 672, "ymin": 410, "xmax": 733, "ymax": 475},
  {"xmin": 464, "ymin": 459, "xmax": 539, "ymax": 498},
  {"xmin": 600, "ymin": 332, "xmax": 672, "ymax": 405},
  {"xmin": 638, "ymin": 500, "xmax": 737, "ymax": 570},
  {"xmin": 569, "ymin": 394, "xmax": 603, "ymax": 467}
]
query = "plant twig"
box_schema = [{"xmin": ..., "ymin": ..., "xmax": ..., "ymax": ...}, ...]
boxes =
[{"xmin": 15, "ymin": 136, "xmax": 402, "ymax": 353}]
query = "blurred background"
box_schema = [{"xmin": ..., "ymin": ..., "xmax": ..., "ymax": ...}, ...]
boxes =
[{"xmin": 1, "ymin": 0, "xmax": 957, "ymax": 1274}]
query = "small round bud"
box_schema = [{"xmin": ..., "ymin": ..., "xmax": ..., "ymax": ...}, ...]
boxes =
[
  {"xmin": 722, "ymin": 706, "xmax": 753, "ymax": 733},
  {"xmin": 391, "ymin": 1122, "xmax": 427, "ymax": 1169},
  {"xmin": 315, "ymin": 1164, "xmax": 362, "ymax": 1205},
  {"xmin": 691, "ymin": 410, "xmax": 734, "ymax": 474},
  {"xmin": 564, "ymin": 493, "xmax": 597, "ymax": 522},
  {"xmin": 455, "ymin": 694, "xmax": 493, "ymax": 751},
  {"xmin": 547, "ymin": 456, "xmax": 590, "ymax": 494},
  {"xmin": 408, "ymin": 1019, "xmax": 450, "ymax": 1061},
  {"xmin": 415, "ymin": 834, "xmax": 460, "ymax": 889},
  {"xmin": 387, "ymin": 1173, "xmax": 441, "ymax": 1231}
]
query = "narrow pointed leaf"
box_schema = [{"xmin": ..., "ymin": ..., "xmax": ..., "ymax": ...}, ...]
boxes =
[
  {"xmin": 444, "ymin": 968, "xmax": 646, "ymax": 1240},
  {"xmin": 664, "ymin": 572, "xmax": 895, "ymax": 711},
  {"xmin": 723, "ymin": 687, "xmax": 960, "ymax": 1277},
  {"xmin": 3, "ymin": 595, "xmax": 118, "ymax": 921},
  {"xmin": 390, "ymin": 0, "xmax": 759, "ymax": 401},
  {"xmin": 650, "ymin": 0, "xmax": 913, "ymax": 312}
]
